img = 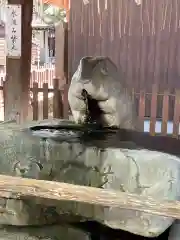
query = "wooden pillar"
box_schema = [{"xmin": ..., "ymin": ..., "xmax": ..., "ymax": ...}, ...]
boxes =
[
  {"xmin": 63, "ymin": 22, "xmax": 69, "ymax": 84},
  {"xmin": 44, "ymin": 30, "xmax": 49, "ymax": 64},
  {"xmin": 55, "ymin": 22, "xmax": 64, "ymax": 82},
  {"xmin": 4, "ymin": 0, "xmax": 33, "ymax": 122}
]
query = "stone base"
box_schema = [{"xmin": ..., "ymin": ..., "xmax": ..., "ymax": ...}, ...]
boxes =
[{"xmin": 0, "ymin": 224, "xmax": 90, "ymax": 240}]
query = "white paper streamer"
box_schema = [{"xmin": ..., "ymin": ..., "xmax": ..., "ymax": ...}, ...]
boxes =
[
  {"xmin": 105, "ymin": 0, "xmax": 108, "ymax": 10},
  {"xmin": 83, "ymin": 0, "xmax": 89, "ymax": 5},
  {"xmin": 134, "ymin": 0, "xmax": 142, "ymax": 5}
]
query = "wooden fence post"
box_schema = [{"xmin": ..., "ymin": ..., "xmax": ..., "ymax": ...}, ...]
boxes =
[
  {"xmin": 30, "ymin": 70, "xmax": 35, "ymax": 88},
  {"xmin": 53, "ymin": 78, "xmax": 63, "ymax": 118},
  {"xmin": 43, "ymin": 83, "xmax": 48, "ymax": 119},
  {"xmin": 32, "ymin": 82, "xmax": 38, "ymax": 121},
  {"xmin": 131, "ymin": 88, "xmax": 135, "ymax": 103},
  {"xmin": 173, "ymin": 90, "xmax": 180, "ymax": 138},
  {"xmin": 63, "ymin": 83, "xmax": 69, "ymax": 119},
  {"xmin": 138, "ymin": 90, "xmax": 145, "ymax": 131},
  {"xmin": 150, "ymin": 84, "xmax": 158, "ymax": 136},
  {"xmin": 161, "ymin": 89, "xmax": 169, "ymax": 135}
]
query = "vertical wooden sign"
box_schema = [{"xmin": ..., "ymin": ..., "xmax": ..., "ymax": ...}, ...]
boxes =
[{"xmin": 6, "ymin": 5, "xmax": 21, "ymax": 57}]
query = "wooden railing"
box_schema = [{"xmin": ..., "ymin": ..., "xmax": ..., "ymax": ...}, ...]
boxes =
[
  {"xmin": 0, "ymin": 65, "xmax": 56, "ymax": 88},
  {"xmin": 29, "ymin": 83, "xmax": 180, "ymax": 137},
  {"xmin": 30, "ymin": 79, "xmax": 69, "ymax": 120},
  {"xmin": 134, "ymin": 84, "xmax": 180, "ymax": 137},
  {"xmin": 0, "ymin": 81, "xmax": 179, "ymax": 137}
]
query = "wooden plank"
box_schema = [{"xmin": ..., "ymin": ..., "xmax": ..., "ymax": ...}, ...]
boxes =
[
  {"xmin": 138, "ymin": 90, "xmax": 145, "ymax": 131},
  {"xmin": 131, "ymin": 88, "xmax": 135, "ymax": 104},
  {"xmin": 29, "ymin": 88, "xmax": 55, "ymax": 93},
  {"xmin": 30, "ymin": 70, "xmax": 35, "ymax": 88},
  {"xmin": 150, "ymin": 84, "xmax": 158, "ymax": 136},
  {"xmin": 173, "ymin": 90, "xmax": 180, "ymax": 138},
  {"xmin": 0, "ymin": 174, "xmax": 180, "ymax": 219},
  {"xmin": 63, "ymin": 83, "xmax": 69, "ymax": 119},
  {"xmin": 43, "ymin": 83, "xmax": 48, "ymax": 119},
  {"xmin": 53, "ymin": 78, "xmax": 63, "ymax": 118},
  {"xmin": 55, "ymin": 22, "xmax": 65, "ymax": 80},
  {"xmin": 161, "ymin": 90, "xmax": 169, "ymax": 135},
  {"xmin": 32, "ymin": 82, "xmax": 38, "ymax": 120}
]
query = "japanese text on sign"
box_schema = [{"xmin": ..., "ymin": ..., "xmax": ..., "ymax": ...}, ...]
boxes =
[{"xmin": 6, "ymin": 5, "xmax": 21, "ymax": 57}]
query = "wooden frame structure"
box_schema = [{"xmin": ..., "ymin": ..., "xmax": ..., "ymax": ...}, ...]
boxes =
[
  {"xmin": 4, "ymin": 0, "xmax": 67, "ymax": 123},
  {"xmin": 5, "ymin": 0, "xmax": 33, "ymax": 122}
]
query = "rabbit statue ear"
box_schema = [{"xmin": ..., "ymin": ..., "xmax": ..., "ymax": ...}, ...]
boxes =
[
  {"xmin": 78, "ymin": 56, "xmax": 100, "ymax": 79},
  {"xmin": 100, "ymin": 57, "xmax": 118, "ymax": 76}
]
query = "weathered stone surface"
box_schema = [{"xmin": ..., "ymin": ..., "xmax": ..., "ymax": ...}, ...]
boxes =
[
  {"xmin": 0, "ymin": 224, "xmax": 90, "ymax": 240},
  {"xmin": 168, "ymin": 219, "xmax": 180, "ymax": 240},
  {"xmin": 0, "ymin": 118, "xmax": 179, "ymax": 237},
  {"xmin": 68, "ymin": 56, "xmax": 139, "ymax": 129},
  {"xmin": 0, "ymin": 119, "xmax": 89, "ymax": 225},
  {"xmin": 0, "ymin": 198, "xmax": 60, "ymax": 226}
]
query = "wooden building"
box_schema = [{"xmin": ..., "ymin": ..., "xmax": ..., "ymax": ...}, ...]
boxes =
[
  {"xmin": 68, "ymin": 0, "xmax": 180, "ymax": 92},
  {"xmin": 0, "ymin": 20, "xmax": 49, "ymax": 66}
]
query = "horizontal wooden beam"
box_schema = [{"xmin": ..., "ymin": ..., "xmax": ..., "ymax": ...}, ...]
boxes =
[
  {"xmin": 0, "ymin": 174, "xmax": 179, "ymax": 219},
  {"xmin": 8, "ymin": 0, "xmax": 21, "ymax": 4}
]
